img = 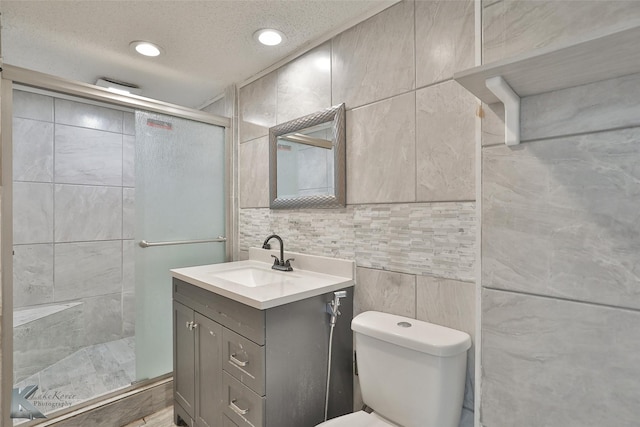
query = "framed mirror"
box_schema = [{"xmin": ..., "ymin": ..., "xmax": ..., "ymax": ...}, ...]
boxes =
[{"xmin": 269, "ymin": 103, "xmax": 345, "ymax": 209}]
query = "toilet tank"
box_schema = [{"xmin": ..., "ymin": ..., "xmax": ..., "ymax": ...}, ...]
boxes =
[{"xmin": 352, "ymin": 311, "xmax": 471, "ymax": 427}]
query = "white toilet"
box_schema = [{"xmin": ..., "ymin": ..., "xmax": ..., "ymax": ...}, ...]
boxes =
[{"xmin": 317, "ymin": 311, "xmax": 471, "ymax": 427}]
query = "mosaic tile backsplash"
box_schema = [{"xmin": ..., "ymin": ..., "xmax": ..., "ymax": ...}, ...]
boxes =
[{"xmin": 239, "ymin": 202, "xmax": 476, "ymax": 282}]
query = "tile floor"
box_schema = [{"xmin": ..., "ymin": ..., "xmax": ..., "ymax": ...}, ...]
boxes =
[
  {"xmin": 14, "ymin": 336, "xmax": 136, "ymax": 422},
  {"xmin": 122, "ymin": 406, "xmax": 174, "ymax": 427}
]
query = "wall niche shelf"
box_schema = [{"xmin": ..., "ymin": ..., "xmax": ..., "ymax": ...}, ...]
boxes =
[{"xmin": 453, "ymin": 25, "xmax": 640, "ymax": 145}]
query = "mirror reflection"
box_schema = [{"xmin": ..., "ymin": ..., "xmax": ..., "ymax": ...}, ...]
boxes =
[
  {"xmin": 276, "ymin": 121, "xmax": 335, "ymax": 199},
  {"xmin": 269, "ymin": 103, "xmax": 345, "ymax": 209}
]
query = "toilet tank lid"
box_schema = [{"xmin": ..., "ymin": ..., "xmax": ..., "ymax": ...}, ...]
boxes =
[{"xmin": 352, "ymin": 311, "xmax": 471, "ymax": 357}]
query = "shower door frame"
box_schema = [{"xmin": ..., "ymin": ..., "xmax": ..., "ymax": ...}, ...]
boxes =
[{"xmin": 0, "ymin": 64, "xmax": 237, "ymax": 426}]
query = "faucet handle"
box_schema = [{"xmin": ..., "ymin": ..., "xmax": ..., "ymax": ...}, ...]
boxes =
[{"xmin": 271, "ymin": 254, "xmax": 281, "ymax": 265}]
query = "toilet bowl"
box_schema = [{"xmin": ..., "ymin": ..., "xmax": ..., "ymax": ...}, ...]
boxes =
[
  {"xmin": 316, "ymin": 311, "xmax": 471, "ymax": 427},
  {"xmin": 317, "ymin": 410, "xmax": 397, "ymax": 427}
]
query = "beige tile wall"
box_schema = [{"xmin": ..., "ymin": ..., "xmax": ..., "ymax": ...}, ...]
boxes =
[{"xmin": 237, "ymin": 1, "xmax": 476, "ymax": 424}]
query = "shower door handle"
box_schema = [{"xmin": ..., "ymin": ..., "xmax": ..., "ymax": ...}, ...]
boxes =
[{"xmin": 139, "ymin": 236, "xmax": 226, "ymax": 248}]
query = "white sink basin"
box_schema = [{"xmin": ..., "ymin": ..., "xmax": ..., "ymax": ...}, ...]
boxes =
[
  {"xmin": 211, "ymin": 267, "xmax": 298, "ymax": 287},
  {"xmin": 171, "ymin": 249, "xmax": 354, "ymax": 309}
]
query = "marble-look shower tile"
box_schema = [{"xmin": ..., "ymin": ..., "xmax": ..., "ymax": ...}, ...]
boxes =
[
  {"xmin": 483, "ymin": 0, "xmax": 640, "ymax": 63},
  {"xmin": 416, "ymin": 81, "xmax": 476, "ymax": 202},
  {"xmin": 354, "ymin": 267, "xmax": 416, "ymax": 318},
  {"xmin": 521, "ymin": 72, "xmax": 640, "ymax": 141},
  {"xmin": 13, "ymin": 182, "xmax": 54, "ymax": 244},
  {"xmin": 277, "ymin": 43, "xmax": 331, "ymax": 124},
  {"xmin": 55, "ymin": 124, "xmax": 123, "ymax": 186},
  {"xmin": 13, "ymin": 302, "xmax": 84, "ymax": 382},
  {"xmin": 332, "ymin": 0, "xmax": 414, "ymax": 108},
  {"xmin": 239, "ymin": 72, "xmax": 277, "ymax": 143},
  {"xmin": 123, "ymin": 111, "xmax": 136, "ymax": 136},
  {"xmin": 13, "ymin": 117, "xmax": 54, "ymax": 182},
  {"xmin": 123, "ymin": 240, "xmax": 135, "ymax": 294},
  {"xmin": 54, "ymin": 241, "xmax": 122, "ymax": 301},
  {"xmin": 82, "ymin": 293, "xmax": 122, "ymax": 344},
  {"xmin": 54, "ymin": 184, "xmax": 122, "ymax": 242},
  {"xmin": 122, "ymin": 291, "xmax": 136, "ymax": 337},
  {"xmin": 123, "ymin": 134, "xmax": 136, "ymax": 187},
  {"xmin": 13, "ymin": 244, "xmax": 54, "ymax": 308},
  {"xmin": 55, "ymin": 98, "xmax": 123, "ymax": 133},
  {"xmin": 346, "ymin": 92, "xmax": 416, "ymax": 204},
  {"xmin": 239, "ymin": 137, "xmax": 270, "ymax": 208},
  {"xmin": 482, "ymin": 288, "xmax": 640, "ymax": 427},
  {"xmin": 416, "ymin": 276, "xmax": 475, "ymax": 411},
  {"xmin": 483, "ymin": 128, "xmax": 640, "ymax": 310},
  {"xmin": 13, "ymin": 90, "xmax": 54, "ymax": 122},
  {"xmin": 415, "ymin": 0, "xmax": 474, "ymax": 87},
  {"xmin": 123, "ymin": 188, "xmax": 135, "ymax": 239}
]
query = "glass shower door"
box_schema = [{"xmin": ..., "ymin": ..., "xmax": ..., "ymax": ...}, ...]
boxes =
[{"xmin": 135, "ymin": 111, "xmax": 226, "ymax": 381}]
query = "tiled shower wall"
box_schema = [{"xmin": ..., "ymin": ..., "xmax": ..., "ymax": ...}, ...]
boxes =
[
  {"xmin": 12, "ymin": 90, "xmax": 135, "ymax": 378},
  {"xmin": 236, "ymin": 1, "xmax": 476, "ymax": 424},
  {"xmin": 480, "ymin": 2, "xmax": 640, "ymax": 426}
]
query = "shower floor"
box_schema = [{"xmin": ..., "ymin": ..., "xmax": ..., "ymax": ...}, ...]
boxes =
[{"xmin": 14, "ymin": 336, "xmax": 135, "ymax": 422}]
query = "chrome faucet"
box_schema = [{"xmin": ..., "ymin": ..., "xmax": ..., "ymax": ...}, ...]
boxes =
[{"xmin": 262, "ymin": 234, "xmax": 294, "ymax": 271}]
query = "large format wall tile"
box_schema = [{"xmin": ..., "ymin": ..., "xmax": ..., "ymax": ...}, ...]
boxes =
[
  {"xmin": 123, "ymin": 188, "xmax": 135, "ymax": 240},
  {"xmin": 416, "ymin": 81, "xmax": 476, "ymax": 202},
  {"xmin": 482, "ymin": 288, "xmax": 640, "ymax": 427},
  {"xmin": 346, "ymin": 92, "xmax": 416, "ymax": 204},
  {"xmin": 521, "ymin": 72, "xmax": 640, "ymax": 141},
  {"xmin": 415, "ymin": 0, "xmax": 474, "ymax": 87},
  {"xmin": 13, "ymin": 244, "xmax": 54, "ymax": 308},
  {"xmin": 123, "ymin": 112, "xmax": 135, "ymax": 136},
  {"xmin": 13, "ymin": 118, "xmax": 54, "ymax": 182},
  {"xmin": 332, "ymin": 1, "xmax": 414, "ymax": 108},
  {"xmin": 483, "ymin": 128, "xmax": 640, "ymax": 310},
  {"xmin": 54, "ymin": 184, "xmax": 122, "ymax": 242},
  {"xmin": 13, "ymin": 182, "xmax": 54, "ymax": 244},
  {"xmin": 417, "ymin": 276, "xmax": 475, "ymax": 411},
  {"xmin": 239, "ymin": 137, "xmax": 270, "ymax": 208},
  {"xmin": 277, "ymin": 43, "xmax": 332, "ymax": 124},
  {"xmin": 13, "ymin": 90, "xmax": 54, "ymax": 122},
  {"xmin": 239, "ymin": 72, "xmax": 277, "ymax": 143},
  {"xmin": 354, "ymin": 267, "xmax": 416, "ymax": 317},
  {"xmin": 55, "ymin": 98, "xmax": 124, "ymax": 133},
  {"xmin": 55, "ymin": 124, "xmax": 123, "ymax": 186},
  {"xmin": 54, "ymin": 240, "xmax": 122, "ymax": 301},
  {"xmin": 483, "ymin": 0, "xmax": 640, "ymax": 63},
  {"xmin": 123, "ymin": 134, "xmax": 136, "ymax": 187}
]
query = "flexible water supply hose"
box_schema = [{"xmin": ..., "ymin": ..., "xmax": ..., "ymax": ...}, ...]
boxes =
[{"xmin": 324, "ymin": 322, "xmax": 336, "ymax": 422}]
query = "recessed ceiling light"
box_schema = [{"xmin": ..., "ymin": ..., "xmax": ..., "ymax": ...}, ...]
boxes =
[
  {"xmin": 130, "ymin": 40, "xmax": 163, "ymax": 57},
  {"xmin": 254, "ymin": 29, "xmax": 285, "ymax": 46}
]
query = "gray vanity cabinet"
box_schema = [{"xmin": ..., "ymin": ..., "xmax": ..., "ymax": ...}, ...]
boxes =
[
  {"xmin": 172, "ymin": 278, "xmax": 353, "ymax": 427},
  {"xmin": 174, "ymin": 301, "xmax": 224, "ymax": 427}
]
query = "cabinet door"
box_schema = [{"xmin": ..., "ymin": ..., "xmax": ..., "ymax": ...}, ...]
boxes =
[
  {"xmin": 195, "ymin": 312, "xmax": 223, "ymax": 427},
  {"xmin": 174, "ymin": 301, "xmax": 196, "ymax": 417}
]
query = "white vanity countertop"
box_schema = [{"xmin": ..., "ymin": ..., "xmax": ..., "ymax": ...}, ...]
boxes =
[{"xmin": 170, "ymin": 248, "xmax": 354, "ymax": 310}]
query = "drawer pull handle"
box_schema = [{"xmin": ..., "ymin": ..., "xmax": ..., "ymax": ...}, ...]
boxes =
[
  {"xmin": 230, "ymin": 353, "xmax": 248, "ymax": 367},
  {"xmin": 230, "ymin": 399, "xmax": 249, "ymax": 415}
]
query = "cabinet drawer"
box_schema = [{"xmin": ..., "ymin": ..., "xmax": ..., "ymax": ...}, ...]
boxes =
[
  {"xmin": 223, "ymin": 415, "xmax": 240, "ymax": 427},
  {"xmin": 222, "ymin": 372, "xmax": 265, "ymax": 427},
  {"xmin": 174, "ymin": 279, "xmax": 265, "ymax": 344},
  {"xmin": 223, "ymin": 328, "xmax": 265, "ymax": 396}
]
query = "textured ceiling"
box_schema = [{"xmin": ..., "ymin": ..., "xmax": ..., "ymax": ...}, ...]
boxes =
[{"xmin": 1, "ymin": 0, "xmax": 396, "ymax": 108}]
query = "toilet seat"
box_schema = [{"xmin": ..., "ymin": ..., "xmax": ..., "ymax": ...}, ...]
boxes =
[{"xmin": 316, "ymin": 411, "xmax": 397, "ymax": 427}]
